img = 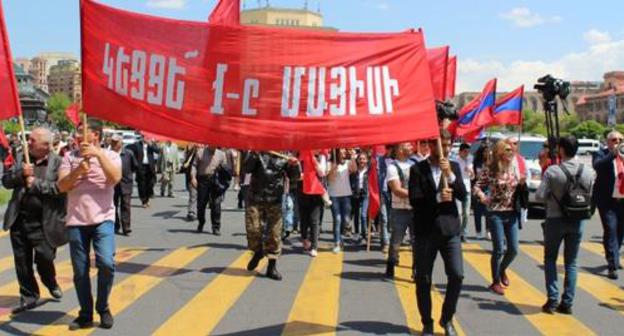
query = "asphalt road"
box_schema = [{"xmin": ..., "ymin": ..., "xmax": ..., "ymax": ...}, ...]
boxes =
[{"xmin": 0, "ymin": 175, "xmax": 622, "ymax": 336}]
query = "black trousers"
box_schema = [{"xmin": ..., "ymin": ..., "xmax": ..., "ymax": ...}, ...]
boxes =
[
  {"xmin": 197, "ymin": 176, "xmax": 222, "ymax": 229},
  {"xmin": 137, "ymin": 165, "xmax": 155, "ymax": 204},
  {"xmin": 298, "ymin": 193, "xmax": 322, "ymax": 250},
  {"xmin": 413, "ymin": 231, "xmax": 464, "ymax": 326},
  {"xmin": 10, "ymin": 218, "xmax": 58, "ymax": 300},
  {"xmin": 114, "ymin": 187, "xmax": 132, "ymax": 233}
]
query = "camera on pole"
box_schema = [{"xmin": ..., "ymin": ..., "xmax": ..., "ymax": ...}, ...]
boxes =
[{"xmin": 534, "ymin": 75, "xmax": 571, "ymax": 163}]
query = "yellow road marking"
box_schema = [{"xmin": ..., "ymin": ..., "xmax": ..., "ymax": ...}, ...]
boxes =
[
  {"xmin": 154, "ymin": 251, "xmax": 266, "ymax": 336},
  {"xmin": 393, "ymin": 250, "xmax": 465, "ymax": 336},
  {"xmin": 0, "ymin": 231, "xmax": 8, "ymax": 239},
  {"xmin": 0, "ymin": 247, "xmax": 144, "ymax": 322},
  {"xmin": 0, "ymin": 247, "xmax": 66, "ymax": 275},
  {"xmin": 581, "ymin": 241, "xmax": 624, "ymax": 264},
  {"xmin": 522, "ymin": 244, "xmax": 624, "ymax": 315},
  {"xmin": 282, "ymin": 252, "xmax": 343, "ymax": 336},
  {"xmin": 34, "ymin": 246, "xmax": 208, "ymax": 335},
  {"xmin": 463, "ymin": 243, "xmax": 596, "ymax": 336}
]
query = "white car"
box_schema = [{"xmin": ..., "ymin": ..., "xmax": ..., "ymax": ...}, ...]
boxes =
[{"xmin": 577, "ymin": 138, "xmax": 600, "ymax": 155}]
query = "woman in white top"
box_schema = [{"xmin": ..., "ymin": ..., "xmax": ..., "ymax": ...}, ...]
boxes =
[{"xmin": 328, "ymin": 148, "xmax": 357, "ymax": 253}]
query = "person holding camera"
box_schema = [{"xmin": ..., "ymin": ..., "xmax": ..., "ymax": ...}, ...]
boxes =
[
  {"xmin": 408, "ymin": 130, "xmax": 466, "ymax": 336},
  {"xmin": 536, "ymin": 136, "xmax": 595, "ymax": 314},
  {"xmin": 473, "ymin": 140, "xmax": 521, "ymax": 296},
  {"xmin": 592, "ymin": 130, "xmax": 624, "ymax": 279}
]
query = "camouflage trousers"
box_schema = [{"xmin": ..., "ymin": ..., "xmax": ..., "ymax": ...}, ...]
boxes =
[{"xmin": 245, "ymin": 202, "xmax": 283, "ymax": 259}]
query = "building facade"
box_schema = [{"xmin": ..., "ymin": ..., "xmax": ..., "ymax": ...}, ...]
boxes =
[
  {"xmin": 576, "ymin": 72, "xmax": 624, "ymax": 123},
  {"xmin": 26, "ymin": 52, "xmax": 78, "ymax": 93},
  {"xmin": 241, "ymin": 3, "xmax": 337, "ymax": 31},
  {"xmin": 47, "ymin": 59, "xmax": 82, "ymax": 103}
]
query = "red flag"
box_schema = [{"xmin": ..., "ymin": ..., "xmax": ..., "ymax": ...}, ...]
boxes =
[
  {"xmin": 65, "ymin": 103, "xmax": 80, "ymax": 126},
  {"xmin": 0, "ymin": 1, "xmax": 22, "ymax": 120},
  {"xmin": 80, "ymin": 0, "xmax": 440, "ymax": 150},
  {"xmin": 300, "ymin": 150, "xmax": 326, "ymax": 195},
  {"xmin": 492, "ymin": 85, "xmax": 524, "ymax": 126},
  {"xmin": 208, "ymin": 0, "xmax": 240, "ymax": 25},
  {"xmin": 0, "ymin": 127, "xmax": 13, "ymax": 167},
  {"xmin": 427, "ymin": 46, "xmax": 449, "ymax": 101},
  {"xmin": 445, "ymin": 56, "xmax": 456, "ymax": 99},
  {"xmin": 449, "ymin": 79, "xmax": 497, "ymax": 137},
  {"xmin": 367, "ymin": 155, "xmax": 380, "ymax": 220}
]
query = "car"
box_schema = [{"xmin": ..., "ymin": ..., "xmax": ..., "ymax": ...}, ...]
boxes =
[{"xmin": 577, "ymin": 138, "xmax": 600, "ymax": 155}]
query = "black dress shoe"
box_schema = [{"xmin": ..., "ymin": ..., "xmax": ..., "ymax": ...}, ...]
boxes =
[
  {"xmin": 123, "ymin": 229, "xmax": 132, "ymax": 236},
  {"xmin": 556, "ymin": 304, "xmax": 573, "ymax": 315},
  {"xmin": 68, "ymin": 316, "xmax": 94, "ymax": 330},
  {"xmin": 247, "ymin": 252, "xmax": 264, "ymax": 271},
  {"xmin": 196, "ymin": 223, "xmax": 205, "ymax": 233},
  {"xmin": 99, "ymin": 310, "xmax": 114, "ymax": 329},
  {"xmin": 421, "ymin": 323, "xmax": 434, "ymax": 336},
  {"xmin": 608, "ymin": 270, "xmax": 619, "ymax": 280},
  {"xmin": 266, "ymin": 259, "xmax": 282, "ymax": 281},
  {"xmin": 49, "ymin": 286, "xmax": 63, "ymax": 300},
  {"xmin": 541, "ymin": 300, "xmax": 558, "ymax": 314},
  {"xmin": 186, "ymin": 214, "xmax": 196, "ymax": 221},
  {"xmin": 213, "ymin": 228, "xmax": 221, "ymax": 236},
  {"xmin": 439, "ymin": 321, "xmax": 457, "ymax": 336}
]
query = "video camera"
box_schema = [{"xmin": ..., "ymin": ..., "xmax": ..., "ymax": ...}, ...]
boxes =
[
  {"xmin": 534, "ymin": 74, "xmax": 571, "ymax": 163},
  {"xmin": 436, "ymin": 100, "xmax": 458, "ymax": 121},
  {"xmin": 534, "ymin": 75, "xmax": 571, "ymax": 102}
]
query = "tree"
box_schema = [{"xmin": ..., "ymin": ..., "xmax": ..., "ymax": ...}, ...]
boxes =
[
  {"xmin": 569, "ymin": 120, "xmax": 606, "ymax": 139},
  {"xmin": 47, "ymin": 93, "xmax": 74, "ymax": 132}
]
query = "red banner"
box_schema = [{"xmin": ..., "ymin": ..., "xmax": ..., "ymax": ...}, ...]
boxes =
[
  {"xmin": 427, "ymin": 46, "xmax": 449, "ymax": 101},
  {"xmin": 0, "ymin": 1, "xmax": 21, "ymax": 120},
  {"xmin": 65, "ymin": 103, "xmax": 80, "ymax": 126},
  {"xmin": 445, "ymin": 56, "xmax": 456, "ymax": 99},
  {"xmin": 81, "ymin": 0, "xmax": 439, "ymax": 150},
  {"xmin": 208, "ymin": 0, "xmax": 240, "ymax": 25}
]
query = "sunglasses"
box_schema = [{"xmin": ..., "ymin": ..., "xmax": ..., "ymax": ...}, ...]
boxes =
[{"xmin": 610, "ymin": 138, "xmax": 623, "ymax": 142}]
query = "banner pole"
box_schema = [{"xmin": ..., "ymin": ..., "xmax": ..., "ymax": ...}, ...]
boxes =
[
  {"xmin": 17, "ymin": 114, "xmax": 30, "ymax": 165},
  {"xmin": 268, "ymin": 150, "xmax": 289, "ymax": 160}
]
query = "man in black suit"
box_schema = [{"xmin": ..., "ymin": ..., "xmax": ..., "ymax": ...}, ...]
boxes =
[
  {"xmin": 408, "ymin": 129, "xmax": 466, "ymax": 336},
  {"xmin": 112, "ymin": 135, "xmax": 138, "ymax": 235},
  {"xmin": 128, "ymin": 136, "xmax": 157, "ymax": 207},
  {"xmin": 2, "ymin": 127, "xmax": 67, "ymax": 313},
  {"xmin": 592, "ymin": 130, "xmax": 624, "ymax": 279}
]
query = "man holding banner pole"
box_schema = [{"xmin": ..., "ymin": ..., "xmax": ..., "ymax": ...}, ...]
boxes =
[{"xmin": 58, "ymin": 119, "xmax": 122, "ymax": 330}]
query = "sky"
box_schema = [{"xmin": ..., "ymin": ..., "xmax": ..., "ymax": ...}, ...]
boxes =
[{"xmin": 4, "ymin": 0, "xmax": 624, "ymax": 92}]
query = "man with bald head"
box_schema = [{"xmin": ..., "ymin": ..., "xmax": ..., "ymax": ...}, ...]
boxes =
[{"xmin": 2, "ymin": 127, "xmax": 67, "ymax": 313}]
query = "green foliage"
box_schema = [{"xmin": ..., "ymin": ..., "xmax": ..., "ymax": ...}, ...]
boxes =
[
  {"xmin": 0, "ymin": 188, "xmax": 11, "ymax": 205},
  {"xmin": 2, "ymin": 119, "xmax": 20, "ymax": 135},
  {"xmin": 47, "ymin": 93, "xmax": 74, "ymax": 132},
  {"xmin": 521, "ymin": 109, "xmax": 547, "ymax": 136},
  {"xmin": 569, "ymin": 120, "xmax": 606, "ymax": 139}
]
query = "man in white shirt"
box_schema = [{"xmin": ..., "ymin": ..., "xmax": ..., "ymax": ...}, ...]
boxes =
[
  {"xmin": 453, "ymin": 143, "xmax": 474, "ymax": 241},
  {"xmin": 385, "ymin": 142, "xmax": 415, "ymax": 278}
]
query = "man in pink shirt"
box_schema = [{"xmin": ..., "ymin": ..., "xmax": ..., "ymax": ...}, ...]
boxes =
[{"xmin": 58, "ymin": 120, "xmax": 121, "ymax": 330}]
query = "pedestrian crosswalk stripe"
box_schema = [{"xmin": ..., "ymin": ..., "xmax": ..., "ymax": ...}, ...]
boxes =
[
  {"xmin": 462, "ymin": 243, "xmax": 596, "ymax": 336},
  {"xmin": 0, "ymin": 231, "xmax": 8, "ymax": 239},
  {"xmin": 0, "ymin": 247, "xmax": 144, "ymax": 323},
  {"xmin": 33, "ymin": 246, "xmax": 208, "ymax": 335},
  {"xmin": 394, "ymin": 250, "xmax": 466, "ymax": 335},
  {"xmin": 0, "ymin": 247, "xmax": 66, "ymax": 276},
  {"xmin": 153, "ymin": 251, "xmax": 266, "ymax": 336},
  {"xmin": 580, "ymin": 241, "xmax": 624, "ymax": 265},
  {"xmin": 282, "ymin": 251, "xmax": 343, "ymax": 336},
  {"xmin": 521, "ymin": 244, "xmax": 624, "ymax": 315}
]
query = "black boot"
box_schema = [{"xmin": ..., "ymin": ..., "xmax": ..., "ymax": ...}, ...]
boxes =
[
  {"xmin": 266, "ymin": 259, "xmax": 282, "ymax": 281},
  {"xmin": 247, "ymin": 252, "xmax": 264, "ymax": 271},
  {"xmin": 385, "ymin": 261, "xmax": 395, "ymax": 279}
]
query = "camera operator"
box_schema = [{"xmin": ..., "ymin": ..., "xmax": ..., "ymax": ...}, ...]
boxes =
[{"xmin": 592, "ymin": 130, "xmax": 624, "ymax": 280}]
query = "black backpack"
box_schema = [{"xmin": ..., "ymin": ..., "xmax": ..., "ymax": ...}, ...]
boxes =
[{"xmin": 553, "ymin": 164, "xmax": 592, "ymax": 220}]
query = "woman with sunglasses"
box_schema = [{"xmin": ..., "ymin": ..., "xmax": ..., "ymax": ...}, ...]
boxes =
[{"xmin": 474, "ymin": 140, "xmax": 521, "ymax": 295}]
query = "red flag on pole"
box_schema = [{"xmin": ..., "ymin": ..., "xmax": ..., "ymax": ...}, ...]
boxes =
[
  {"xmin": 427, "ymin": 46, "xmax": 450, "ymax": 101},
  {"xmin": 65, "ymin": 103, "xmax": 81, "ymax": 126},
  {"xmin": 300, "ymin": 150, "xmax": 326, "ymax": 195},
  {"xmin": 367, "ymin": 155, "xmax": 380, "ymax": 220},
  {"xmin": 0, "ymin": 1, "xmax": 22, "ymax": 120},
  {"xmin": 445, "ymin": 56, "xmax": 457, "ymax": 100},
  {"xmin": 208, "ymin": 0, "xmax": 240, "ymax": 25}
]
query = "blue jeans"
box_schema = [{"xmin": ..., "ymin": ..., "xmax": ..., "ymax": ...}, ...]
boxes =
[
  {"xmin": 331, "ymin": 196, "xmax": 352, "ymax": 244},
  {"xmin": 473, "ymin": 201, "xmax": 487, "ymax": 234},
  {"xmin": 378, "ymin": 196, "xmax": 390, "ymax": 246},
  {"xmin": 68, "ymin": 220, "xmax": 116, "ymax": 318},
  {"xmin": 543, "ymin": 218, "xmax": 585, "ymax": 307},
  {"xmin": 489, "ymin": 212, "xmax": 518, "ymax": 283},
  {"xmin": 353, "ymin": 195, "xmax": 369, "ymax": 238},
  {"xmin": 282, "ymin": 192, "xmax": 297, "ymax": 232},
  {"xmin": 598, "ymin": 203, "xmax": 624, "ymax": 271}
]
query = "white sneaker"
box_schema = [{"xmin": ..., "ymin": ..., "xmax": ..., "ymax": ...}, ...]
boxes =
[
  {"xmin": 332, "ymin": 245, "xmax": 342, "ymax": 254},
  {"xmin": 486, "ymin": 232, "xmax": 491, "ymax": 241},
  {"xmin": 309, "ymin": 249, "xmax": 318, "ymax": 257}
]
